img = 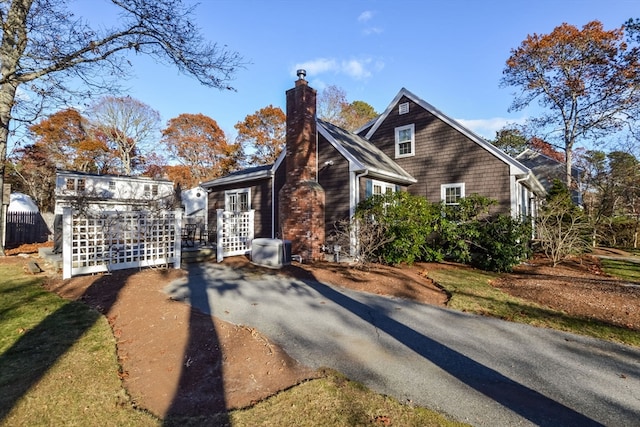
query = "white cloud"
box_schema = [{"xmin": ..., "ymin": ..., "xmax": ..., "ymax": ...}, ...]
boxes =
[
  {"xmin": 294, "ymin": 58, "xmax": 338, "ymax": 76},
  {"xmin": 456, "ymin": 117, "xmax": 527, "ymax": 139},
  {"xmin": 293, "ymin": 57, "xmax": 381, "ymax": 81},
  {"xmin": 363, "ymin": 27, "xmax": 383, "ymax": 35},
  {"xmin": 358, "ymin": 11, "xmax": 374, "ymax": 22}
]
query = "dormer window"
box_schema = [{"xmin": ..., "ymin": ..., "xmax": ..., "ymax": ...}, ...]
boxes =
[
  {"xmin": 395, "ymin": 124, "xmax": 415, "ymax": 158},
  {"xmin": 399, "ymin": 102, "xmax": 409, "ymax": 115}
]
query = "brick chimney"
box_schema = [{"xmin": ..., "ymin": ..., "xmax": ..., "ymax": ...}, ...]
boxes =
[{"xmin": 278, "ymin": 70, "xmax": 325, "ymax": 262}]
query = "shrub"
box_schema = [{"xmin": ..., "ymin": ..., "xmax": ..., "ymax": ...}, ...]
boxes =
[
  {"xmin": 472, "ymin": 214, "xmax": 532, "ymax": 272},
  {"xmin": 354, "ymin": 192, "xmax": 440, "ymax": 265},
  {"xmin": 536, "ymin": 181, "xmax": 590, "ymax": 266}
]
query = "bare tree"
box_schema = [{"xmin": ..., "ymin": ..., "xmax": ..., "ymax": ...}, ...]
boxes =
[
  {"xmin": 535, "ymin": 183, "xmax": 590, "ymax": 266},
  {"xmin": 0, "ymin": 0, "xmax": 243, "ymax": 254},
  {"xmin": 89, "ymin": 96, "xmax": 159, "ymax": 175}
]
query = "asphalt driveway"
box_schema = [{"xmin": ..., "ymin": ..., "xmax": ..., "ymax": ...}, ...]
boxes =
[{"xmin": 165, "ymin": 262, "xmax": 640, "ymax": 427}]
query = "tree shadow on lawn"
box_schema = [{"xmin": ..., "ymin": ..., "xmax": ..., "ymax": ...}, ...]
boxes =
[
  {"xmin": 0, "ymin": 266, "xmax": 230, "ymax": 425},
  {"xmin": 163, "ymin": 261, "xmax": 229, "ymax": 425},
  {"xmin": 292, "ymin": 266, "xmax": 605, "ymax": 427}
]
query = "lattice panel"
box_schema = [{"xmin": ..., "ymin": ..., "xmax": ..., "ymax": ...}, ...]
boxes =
[
  {"xmin": 63, "ymin": 209, "xmax": 181, "ymax": 278},
  {"xmin": 217, "ymin": 210, "xmax": 254, "ymax": 258}
]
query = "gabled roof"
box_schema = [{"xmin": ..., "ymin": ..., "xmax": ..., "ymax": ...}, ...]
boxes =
[
  {"xmin": 318, "ymin": 119, "xmax": 416, "ymax": 185},
  {"xmin": 516, "ymin": 149, "xmax": 581, "ymax": 203},
  {"xmin": 364, "ymin": 88, "xmax": 532, "ymax": 176},
  {"xmin": 200, "ymin": 164, "xmax": 274, "ymax": 188}
]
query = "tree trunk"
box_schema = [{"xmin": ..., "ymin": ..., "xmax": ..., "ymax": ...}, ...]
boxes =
[
  {"xmin": 565, "ymin": 147, "xmax": 573, "ymax": 189},
  {"xmin": 0, "ymin": 0, "xmax": 33, "ymax": 255}
]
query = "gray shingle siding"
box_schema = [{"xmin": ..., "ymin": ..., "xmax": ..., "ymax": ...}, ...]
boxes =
[{"xmin": 368, "ymin": 96, "xmax": 512, "ymax": 213}]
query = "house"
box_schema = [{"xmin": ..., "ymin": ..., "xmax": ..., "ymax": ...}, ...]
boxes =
[
  {"xmin": 201, "ymin": 71, "xmax": 545, "ymax": 262},
  {"xmin": 54, "ymin": 170, "xmax": 175, "ymax": 215},
  {"xmin": 53, "ymin": 170, "xmax": 175, "ymax": 253},
  {"xmin": 515, "ymin": 148, "xmax": 583, "ymax": 206}
]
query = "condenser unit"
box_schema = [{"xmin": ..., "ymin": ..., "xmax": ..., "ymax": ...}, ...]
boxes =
[{"xmin": 251, "ymin": 238, "xmax": 292, "ymax": 268}]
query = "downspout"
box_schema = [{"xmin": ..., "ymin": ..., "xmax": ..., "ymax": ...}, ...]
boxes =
[{"xmin": 270, "ymin": 170, "xmax": 275, "ymax": 239}]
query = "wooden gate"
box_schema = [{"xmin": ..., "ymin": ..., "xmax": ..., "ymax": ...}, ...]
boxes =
[
  {"xmin": 216, "ymin": 209, "xmax": 254, "ymax": 262},
  {"xmin": 62, "ymin": 207, "xmax": 182, "ymax": 279}
]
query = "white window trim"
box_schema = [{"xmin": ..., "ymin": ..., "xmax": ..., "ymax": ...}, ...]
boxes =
[
  {"xmin": 394, "ymin": 124, "xmax": 415, "ymax": 158},
  {"xmin": 441, "ymin": 183, "xmax": 465, "ymax": 205},
  {"xmin": 371, "ymin": 179, "xmax": 396, "ymax": 196},
  {"xmin": 224, "ymin": 188, "xmax": 251, "ymax": 212}
]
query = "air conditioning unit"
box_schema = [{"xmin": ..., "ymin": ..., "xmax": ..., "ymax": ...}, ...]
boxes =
[{"xmin": 251, "ymin": 238, "xmax": 292, "ymax": 268}]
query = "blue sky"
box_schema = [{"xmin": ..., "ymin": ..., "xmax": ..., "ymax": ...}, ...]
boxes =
[{"xmin": 71, "ymin": 0, "xmax": 636, "ymax": 142}]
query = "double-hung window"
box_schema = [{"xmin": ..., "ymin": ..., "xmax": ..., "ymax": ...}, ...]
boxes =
[
  {"xmin": 225, "ymin": 188, "xmax": 250, "ymax": 212},
  {"xmin": 395, "ymin": 124, "xmax": 415, "ymax": 158},
  {"xmin": 441, "ymin": 183, "xmax": 465, "ymax": 205}
]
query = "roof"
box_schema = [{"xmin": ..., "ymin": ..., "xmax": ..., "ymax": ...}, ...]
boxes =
[
  {"xmin": 200, "ymin": 164, "xmax": 274, "ymax": 188},
  {"xmin": 56, "ymin": 169, "xmax": 173, "ymax": 183},
  {"xmin": 516, "ymin": 148, "xmax": 581, "ymax": 195},
  {"xmin": 318, "ymin": 119, "xmax": 416, "ymax": 185},
  {"xmin": 364, "ymin": 88, "xmax": 533, "ymax": 177}
]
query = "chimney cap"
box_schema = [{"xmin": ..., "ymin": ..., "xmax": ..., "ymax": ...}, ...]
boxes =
[{"xmin": 296, "ymin": 69, "xmax": 307, "ymax": 80}]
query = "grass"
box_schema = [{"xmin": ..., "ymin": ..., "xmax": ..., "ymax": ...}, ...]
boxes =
[
  {"xmin": 165, "ymin": 370, "xmax": 466, "ymax": 427},
  {"xmin": 427, "ymin": 262, "xmax": 640, "ymax": 347},
  {"xmin": 600, "ymin": 258, "xmax": 640, "ymax": 282},
  {"xmin": 0, "ymin": 262, "xmax": 159, "ymax": 426},
  {"xmin": 0, "ymin": 261, "xmax": 465, "ymax": 427}
]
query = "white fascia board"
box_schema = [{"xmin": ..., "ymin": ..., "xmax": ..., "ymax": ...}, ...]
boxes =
[
  {"xmin": 201, "ymin": 168, "xmax": 273, "ymax": 188},
  {"xmin": 318, "ymin": 124, "xmax": 365, "ymax": 170}
]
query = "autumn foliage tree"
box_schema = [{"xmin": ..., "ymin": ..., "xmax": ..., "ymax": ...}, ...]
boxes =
[
  {"xmin": 161, "ymin": 113, "xmax": 241, "ymax": 187},
  {"xmin": 317, "ymin": 85, "xmax": 378, "ymax": 132},
  {"xmin": 0, "ymin": 0, "xmax": 243, "ymax": 254},
  {"xmin": 27, "ymin": 108, "xmax": 116, "ymax": 173},
  {"xmin": 6, "ymin": 143, "xmax": 57, "ymax": 211},
  {"xmin": 502, "ymin": 20, "xmax": 640, "ymax": 188},
  {"xmin": 234, "ymin": 105, "xmax": 285, "ymax": 166}
]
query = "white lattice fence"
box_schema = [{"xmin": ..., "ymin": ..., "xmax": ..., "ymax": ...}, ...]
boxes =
[
  {"xmin": 62, "ymin": 207, "xmax": 182, "ymax": 279},
  {"xmin": 216, "ymin": 209, "xmax": 254, "ymax": 262}
]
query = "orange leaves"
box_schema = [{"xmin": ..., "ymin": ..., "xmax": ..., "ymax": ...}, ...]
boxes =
[
  {"xmin": 161, "ymin": 113, "xmax": 242, "ymax": 187},
  {"xmin": 234, "ymin": 105, "xmax": 285, "ymax": 166}
]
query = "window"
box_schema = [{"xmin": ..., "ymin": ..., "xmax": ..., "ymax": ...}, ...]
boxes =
[
  {"xmin": 441, "ymin": 183, "xmax": 465, "ymax": 205},
  {"xmin": 399, "ymin": 102, "xmax": 409, "ymax": 115},
  {"xmin": 76, "ymin": 179, "xmax": 85, "ymax": 192},
  {"xmin": 367, "ymin": 180, "xmax": 396, "ymax": 198},
  {"xmin": 108, "ymin": 181, "xmax": 116, "ymax": 191},
  {"xmin": 225, "ymin": 188, "xmax": 250, "ymax": 212},
  {"xmin": 152, "ymin": 184, "xmax": 158, "ymax": 197},
  {"xmin": 144, "ymin": 184, "xmax": 151, "ymax": 198},
  {"xmin": 395, "ymin": 124, "xmax": 415, "ymax": 158},
  {"xmin": 66, "ymin": 178, "xmax": 75, "ymax": 191}
]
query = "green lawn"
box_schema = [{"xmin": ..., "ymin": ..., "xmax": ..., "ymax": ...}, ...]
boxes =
[{"xmin": 427, "ymin": 261, "xmax": 640, "ymax": 347}]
